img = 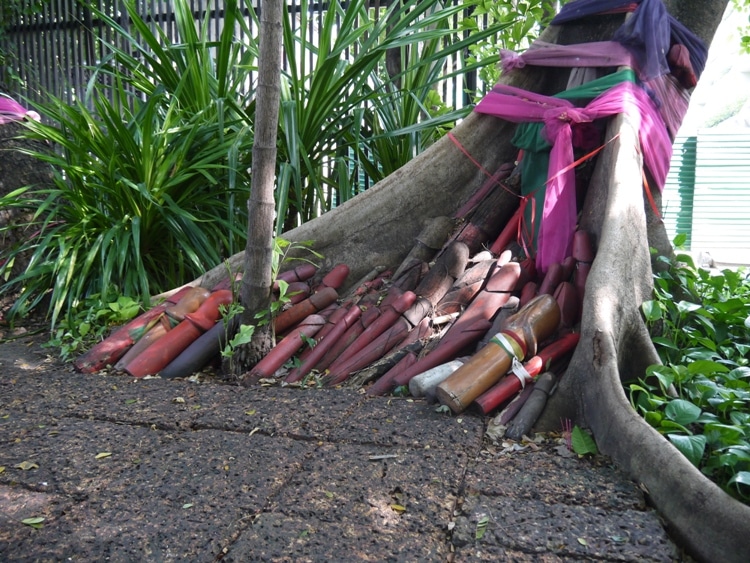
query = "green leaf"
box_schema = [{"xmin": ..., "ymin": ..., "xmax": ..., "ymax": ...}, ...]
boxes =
[
  {"xmin": 644, "ymin": 411, "xmax": 663, "ymax": 427},
  {"xmin": 571, "ymin": 426, "xmax": 598, "ymax": 456},
  {"xmin": 677, "ymin": 301, "xmax": 701, "ymax": 314},
  {"xmin": 95, "ymin": 452, "xmax": 112, "ymax": 460},
  {"xmin": 646, "ymin": 364, "xmax": 675, "ymax": 391},
  {"xmin": 659, "ymin": 420, "xmax": 691, "ymax": 433},
  {"xmin": 665, "ymin": 399, "xmax": 702, "ymax": 425},
  {"xmin": 651, "ymin": 336, "xmax": 678, "ymax": 350},
  {"xmin": 475, "ymin": 515, "xmax": 490, "ymax": 540},
  {"xmin": 641, "ymin": 300, "xmax": 662, "ymax": 322},
  {"xmin": 728, "ymin": 367, "xmax": 750, "ymax": 380},
  {"xmin": 668, "ymin": 434, "xmax": 706, "ymax": 466},
  {"xmin": 705, "ymin": 423, "xmax": 744, "ymax": 444},
  {"xmin": 728, "ymin": 471, "xmax": 750, "ymax": 492},
  {"xmin": 22, "ymin": 517, "xmax": 45, "ymax": 528},
  {"xmin": 688, "ymin": 360, "xmax": 729, "ymax": 376}
]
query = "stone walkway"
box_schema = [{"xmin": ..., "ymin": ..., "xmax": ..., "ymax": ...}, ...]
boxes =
[{"xmin": 0, "ymin": 333, "xmax": 682, "ymax": 562}]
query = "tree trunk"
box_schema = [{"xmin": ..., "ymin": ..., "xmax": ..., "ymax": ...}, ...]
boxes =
[
  {"xmin": 189, "ymin": 1, "xmax": 750, "ymax": 559},
  {"xmin": 233, "ymin": 0, "xmax": 284, "ymax": 374}
]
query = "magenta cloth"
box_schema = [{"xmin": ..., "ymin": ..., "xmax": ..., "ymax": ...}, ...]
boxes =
[
  {"xmin": 0, "ymin": 95, "xmax": 40, "ymax": 124},
  {"xmin": 500, "ymin": 41, "xmax": 634, "ymax": 74},
  {"xmin": 474, "ymin": 81, "xmax": 671, "ymax": 272}
]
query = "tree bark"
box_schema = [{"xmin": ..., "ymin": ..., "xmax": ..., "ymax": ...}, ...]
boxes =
[
  {"xmin": 186, "ymin": 2, "xmax": 750, "ymax": 559},
  {"xmin": 233, "ymin": 0, "xmax": 284, "ymax": 374}
]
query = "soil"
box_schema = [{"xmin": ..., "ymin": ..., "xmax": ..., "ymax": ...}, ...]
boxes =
[{"xmin": 0, "ymin": 318, "xmax": 690, "ymax": 562}]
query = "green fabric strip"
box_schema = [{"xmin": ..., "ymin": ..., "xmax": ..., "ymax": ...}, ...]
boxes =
[{"xmin": 512, "ymin": 69, "xmax": 636, "ymax": 252}]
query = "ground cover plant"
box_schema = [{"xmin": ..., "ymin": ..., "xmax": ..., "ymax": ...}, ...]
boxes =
[{"xmin": 632, "ymin": 234, "xmax": 750, "ymax": 503}]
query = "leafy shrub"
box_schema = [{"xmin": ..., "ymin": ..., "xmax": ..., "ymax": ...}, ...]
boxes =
[
  {"xmin": 0, "ymin": 0, "xmax": 254, "ymax": 327},
  {"xmin": 633, "ymin": 235, "xmax": 750, "ymax": 502}
]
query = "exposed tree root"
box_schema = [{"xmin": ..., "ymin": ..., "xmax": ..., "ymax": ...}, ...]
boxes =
[{"xmin": 541, "ymin": 114, "xmax": 750, "ymax": 563}]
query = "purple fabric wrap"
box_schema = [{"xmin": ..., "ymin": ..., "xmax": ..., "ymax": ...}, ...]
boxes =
[
  {"xmin": 613, "ymin": 0, "xmax": 670, "ymax": 80},
  {"xmin": 474, "ymin": 81, "xmax": 671, "ymax": 271},
  {"xmin": 500, "ymin": 41, "xmax": 633, "ymax": 74},
  {"xmin": 552, "ymin": 0, "xmax": 641, "ymax": 25},
  {"xmin": 669, "ymin": 16, "xmax": 708, "ymax": 79},
  {"xmin": 551, "ymin": 0, "xmax": 707, "ymax": 81}
]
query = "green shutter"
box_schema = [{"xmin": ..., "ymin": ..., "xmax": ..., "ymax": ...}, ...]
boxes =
[{"xmin": 663, "ymin": 136, "xmax": 697, "ymax": 248}]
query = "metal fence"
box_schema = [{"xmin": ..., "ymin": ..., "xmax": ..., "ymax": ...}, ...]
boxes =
[{"xmin": 1, "ymin": 0, "xmax": 477, "ymax": 110}]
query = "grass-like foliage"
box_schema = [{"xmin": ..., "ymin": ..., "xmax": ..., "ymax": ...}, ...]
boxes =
[
  {"xmin": 632, "ymin": 235, "xmax": 750, "ymax": 503},
  {"xmin": 273, "ymin": 0, "xmax": 516, "ymax": 231},
  {"xmin": 1, "ymin": 0, "xmax": 254, "ymax": 327}
]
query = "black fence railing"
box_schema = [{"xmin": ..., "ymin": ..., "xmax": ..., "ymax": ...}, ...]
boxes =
[{"xmin": 1, "ymin": 0, "xmax": 479, "ymax": 110}]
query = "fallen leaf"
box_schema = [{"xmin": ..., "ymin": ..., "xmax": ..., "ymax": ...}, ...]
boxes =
[
  {"xmin": 245, "ymin": 409, "xmax": 256, "ymax": 416},
  {"xmin": 124, "ymin": 399, "xmax": 138, "ymax": 405},
  {"xmin": 182, "ymin": 503, "xmax": 193, "ymax": 509},
  {"xmin": 172, "ymin": 397, "xmax": 185, "ymax": 404},
  {"xmin": 577, "ymin": 537, "xmax": 588, "ymax": 546},
  {"xmin": 390, "ymin": 504, "xmax": 406, "ymax": 513},
  {"xmin": 0, "ymin": 466, "xmax": 4, "ymax": 473},
  {"xmin": 323, "ymin": 491, "xmax": 334, "ymax": 499},
  {"xmin": 475, "ymin": 515, "xmax": 490, "ymax": 539},
  {"xmin": 22, "ymin": 516, "xmax": 44, "ymax": 528},
  {"xmin": 95, "ymin": 452, "xmax": 112, "ymax": 459},
  {"xmin": 15, "ymin": 461, "xmax": 38, "ymax": 471}
]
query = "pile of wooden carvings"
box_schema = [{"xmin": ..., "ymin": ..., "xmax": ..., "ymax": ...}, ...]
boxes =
[{"xmin": 74, "ymin": 193, "xmax": 591, "ymax": 427}]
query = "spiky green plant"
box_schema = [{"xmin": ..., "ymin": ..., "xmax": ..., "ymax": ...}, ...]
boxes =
[
  {"xmin": 0, "ymin": 0, "xmax": 255, "ymax": 327},
  {"xmin": 274, "ymin": 0, "xmax": 515, "ymax": 232}
]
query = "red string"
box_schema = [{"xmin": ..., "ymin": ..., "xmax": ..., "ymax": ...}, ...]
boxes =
[
  {"xmin": 447, "ymin": 132, "xmax": 520, "ymax": 199},
  {"xmin": 642, "ymin": 168, "xmax": 662, "ymax": 220}
]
